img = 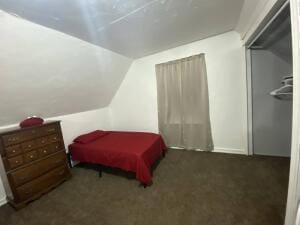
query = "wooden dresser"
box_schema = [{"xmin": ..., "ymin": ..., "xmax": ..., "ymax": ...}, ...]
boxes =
[{"xmin": 0, "ymin": 121, "xmax": 71, "ymax": 209}]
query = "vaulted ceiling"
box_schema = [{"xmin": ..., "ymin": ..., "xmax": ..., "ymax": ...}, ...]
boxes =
[
  {"xmin": 0, "ymin": 0, "xmax": 247, "ymax": 126},
  {"xmin": 0, "ymin": 0, "xmax": 245, "ymax": 58}
]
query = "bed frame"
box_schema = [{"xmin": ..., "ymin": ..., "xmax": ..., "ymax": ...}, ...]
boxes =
[{"xmin": 67, "ymin": 151, "xmax": 166, "ymax": 188}]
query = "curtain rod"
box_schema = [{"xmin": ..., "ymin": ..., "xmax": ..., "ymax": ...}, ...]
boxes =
[{"xmin": 155, "ymin": 53, "xmax": 205, "ymax": 67}]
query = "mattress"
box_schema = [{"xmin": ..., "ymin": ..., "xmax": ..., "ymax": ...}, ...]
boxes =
[{"xmin": 69, "ymin": 131, "xmax": 166, "ymax": 184}]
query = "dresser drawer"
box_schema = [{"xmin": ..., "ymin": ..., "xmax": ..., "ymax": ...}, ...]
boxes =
[
  {"xmin": 2, "ymin": 130, "xmax": 39, "ymax": 147},
  {"xmin": 9, "ymin": 151, "xmax": 67, "ymax": 187},
  {"xmin": 6, "ymin": 155, "xmax": 24, "ymax": 170},
  {"xmin": 37, "ymin": 136, "xmax": 47, "ymax": 146},
  {"xmin": 23, "ymin": 128, "xmax": 40, "ymax": 139},
  {"xmin": 5, "ymin": 145, "xmax": 22, "ymax": 158},
  {"xmin": 24, "ymin": 124, "xmax": 59, "ymax": 139},
  {"xmin": 16, "ymin": 165, "xmax": 69, "ymax": 201},
  {"xmin": 1, "ymin": 123, "xmax": 60, "ymax": 147},
  {"xmin": 39, "ymin": 142, "xmax": 63, "ymax": 157},
  {"xmin": 41, "ymin": 124, "xmax": 59, "ymax": 136},
  {"xmin": 23, "ymin": 150, "xmax": 39, "ymax": 164},
  {"xmin": 2, "ymin": 133, "xmax": 25, "ymax": 146},
  {"xmin": 37, "ymin": 134, "xmax": 60, "ymax": 147},
  {"xmin": 48, "ymin": 134, "xmax": 60, "ymax": 143},
  {"xmin": 21, "ymin": 140, "xmax": 36, "ymax": 152}
]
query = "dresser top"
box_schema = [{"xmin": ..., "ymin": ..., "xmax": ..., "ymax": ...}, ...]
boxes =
[{"xmin": 0, "ymin": 120, "xmax": 60, "ymax": 135}]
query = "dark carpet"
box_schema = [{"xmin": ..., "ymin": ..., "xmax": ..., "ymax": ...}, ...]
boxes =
[{"xmin": 0, "ymin": 149, "xmax": 290, "ymax": 225}]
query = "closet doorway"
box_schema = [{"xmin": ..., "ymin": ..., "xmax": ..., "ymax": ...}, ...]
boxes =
[{"xmin": 247, "ymin": 2, "xmax": 293, "ymax": 157}]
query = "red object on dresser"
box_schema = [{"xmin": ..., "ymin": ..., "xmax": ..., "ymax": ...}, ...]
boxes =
[
  {"xmin": 19, "ymin": 117, "xmax": 44, "ymax": 128},
  {"xmin": 69, "ymin": 131, "xmax": 166, "ymax": 185}
]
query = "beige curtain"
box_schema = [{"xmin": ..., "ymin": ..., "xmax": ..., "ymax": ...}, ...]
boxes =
[{"xmin": 156, "ymin": 54, "xmax": 213, "ymax": 151}]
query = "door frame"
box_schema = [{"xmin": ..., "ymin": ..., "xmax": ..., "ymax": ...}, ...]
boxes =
[
  {"xmin": 243, "ymin": 0, "xmax": 300, "ymax": 224},
  {"xmin": 245, "ymin": 49, "xmax": 253, "ymax": 155},
  {"xmin": 245, "ymin": 0, "xmax": 290, "ymax": 156},
  {"xmin": 285, "ymin": 0, "xmax": 300, "ymax": 224}
]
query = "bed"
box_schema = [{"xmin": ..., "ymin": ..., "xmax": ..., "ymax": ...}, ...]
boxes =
[{"xmin": 68, "ymin": 130, "xmax": 166, "ymax": 186}]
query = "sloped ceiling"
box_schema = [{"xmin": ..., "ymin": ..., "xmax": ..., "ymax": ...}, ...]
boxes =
[
  {"xmin": 268, "ymin": 33, "xmax": 292, "ymax": 65},
  {"xmin": 0, "ymin": 10, "xmax": 133, "ymax": 126},
  {"xmin": 235, "ymin": 0, "xmax": 266, "ymax": 38},
  {"xmin": 0, "ymin": 0, "xmax": 245, "ymax": 58},
  {"xmin": 0, "ymin": 0, "xmax": 246, "ymax": 126}
]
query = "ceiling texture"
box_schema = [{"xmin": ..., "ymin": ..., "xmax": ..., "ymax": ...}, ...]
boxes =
[{"xmin": 0, "ymin": 0, "xmax": 245, "ymax": 58}]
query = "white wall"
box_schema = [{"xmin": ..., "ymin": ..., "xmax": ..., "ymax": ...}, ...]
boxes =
[
  {"xmin": 0, "ymin": 108, "xmax": 112, "ymax": 206},
  {"xmin": 48, "ymin": 108, "xmax": 112, "ymax": 147},
  {"xmin": 110, "ymin": 31, "xmax": 248, "ymax": 154},
  {"xmin": 0, "ymin": 10, "xmax": 133, "ymax": 126}
]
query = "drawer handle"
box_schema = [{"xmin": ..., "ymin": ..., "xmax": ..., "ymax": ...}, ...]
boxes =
[
  {"xmin": 29, "ymin": 155, "xmax": 34, "ymax": 159},
  {"xmin": 28, "ymin": 145, "xmax": 32, "ymax": 148},
  {"xmin": 15, "ymin": 160, "xmax": 19, "ymax": 164},
  {"xmin": 43, "ymin": 150, "xmax": 47, "ymax": 154},
  {"xmin": 41, "ymin": 141, "xmax": 45, "ymax": 144},
  {"xmin": 12, "ymin": 150, "xmax": 16, "ymax": 153},
  {"xmin": 47, "ymin": 128, "xmax": 55, "ymax": 132},
  {"xmin": 55, "ymin": 146, "xmax": 59, "ymax": 149},
  {"xmin": 9, "ymin": 137, "xmax": 19, "ymax": 142},
  {"xmin": 53, "ymin": 137, "xmax": 57, "ymax": 140}
]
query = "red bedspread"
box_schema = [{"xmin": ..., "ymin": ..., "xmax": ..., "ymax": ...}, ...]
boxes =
[{"xmin": 69, "ymin": 131, "xmax": 166, "ymax": 184}]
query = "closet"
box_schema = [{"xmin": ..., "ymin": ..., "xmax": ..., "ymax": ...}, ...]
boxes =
[{"xmin": 248, "ymin": 2, "xmax": 292, "ymax": 157}]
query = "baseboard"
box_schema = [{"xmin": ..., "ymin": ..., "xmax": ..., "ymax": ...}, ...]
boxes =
[
  {"xmin": 0, "ymin": 196, "xmax": 7, "ymax": 206},
  {"xmin": 213, "ymin": 147, "xmax": 247, "ymax": 155},
  {"xmin": 170, "ymin": 147, "xmax": 247, "ymax": 155}
]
